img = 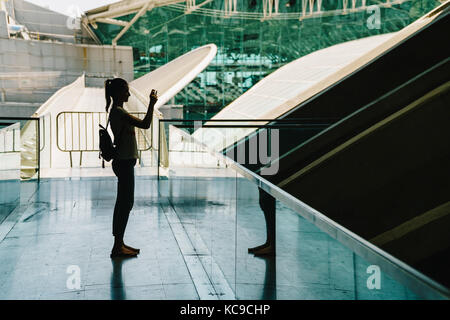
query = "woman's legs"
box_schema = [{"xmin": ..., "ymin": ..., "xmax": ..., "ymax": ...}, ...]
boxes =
[{"xmin": 112, "ymin": 159, "xmax": 138, "ymax": 257}]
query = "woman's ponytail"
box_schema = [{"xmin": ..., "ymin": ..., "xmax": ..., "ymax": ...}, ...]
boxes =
[
  {"xmin": 104, "ymin": 77, "xmax": 128, "ymax": 112},
  {"xmin": 105, "ymin": 79, "xmax": 112, "ymax": 112}
]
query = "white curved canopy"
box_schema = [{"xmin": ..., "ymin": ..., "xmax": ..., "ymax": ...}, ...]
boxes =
[{"xmin": 129, "ymin": 44, "xmax": 217, "ymax": 109}]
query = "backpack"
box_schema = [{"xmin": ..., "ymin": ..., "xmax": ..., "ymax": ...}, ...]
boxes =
[{"xmin": 99, "ymin": 112, "xmax": 123, "ymax": 166}]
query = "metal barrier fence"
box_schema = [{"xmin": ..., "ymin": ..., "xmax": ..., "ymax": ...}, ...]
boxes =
[{"xmin": 56, "ymin": 111, "xmax": 152, "ymax": 167}]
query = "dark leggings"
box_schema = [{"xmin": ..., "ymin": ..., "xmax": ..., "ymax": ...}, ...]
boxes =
[
  {"xmin": 258, "ymin": 188, "xmax": 276, "ymax": 245},
  {"xmin": 112, "ymin": 158, "xmax": 136, "ymax": 238}
]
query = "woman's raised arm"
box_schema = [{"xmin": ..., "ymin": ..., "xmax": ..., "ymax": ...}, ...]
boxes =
[{"xmin": 122, "ymin": 89, "xmax": 158, "ymax": 129}]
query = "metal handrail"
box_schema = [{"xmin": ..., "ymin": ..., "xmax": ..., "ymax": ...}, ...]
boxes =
[
  {"xmin": 55, "ymin": 111, "xmax": 152, "ymax": 167},
  {"xmin": 157, "ymin": 118, "xmax": 339, "ymax": 123},
  {"xmin": 157, "ymin": 118, "xmax": 450, "ymax": 300}
]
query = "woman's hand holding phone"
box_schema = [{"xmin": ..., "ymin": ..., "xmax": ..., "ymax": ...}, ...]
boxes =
[{"xmin": 150, "ymin": 89, "xmax": 158, "ymax": 105}]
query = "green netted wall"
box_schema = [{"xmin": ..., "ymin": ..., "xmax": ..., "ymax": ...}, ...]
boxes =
[{"xmin": 93, "ymin": 0, "xmax": 440, "ymax": 118}]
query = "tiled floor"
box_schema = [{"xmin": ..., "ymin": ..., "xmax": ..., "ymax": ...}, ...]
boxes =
[
  {"xmin": 0, "ymin": 176, "xmax": 201, "ymax": 300},
  {"xmin": 0, "ymin": 171, "xmax": 421, "ymax": 300}
]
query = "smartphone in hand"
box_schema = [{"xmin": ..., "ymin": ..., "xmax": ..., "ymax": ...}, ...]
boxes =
[{"xmin": 149, "ymin": 89, "xmax": 158, "ymax": 106}]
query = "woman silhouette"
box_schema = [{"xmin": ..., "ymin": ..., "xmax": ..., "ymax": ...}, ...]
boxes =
[{"xmin": 105, "ymin": 78, "xmax": 158, "ymax": 258}]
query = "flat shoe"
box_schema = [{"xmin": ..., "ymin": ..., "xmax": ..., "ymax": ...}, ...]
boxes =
[
  {"xmin": 110, "ymin": 249, "xmax": 138, "ymax": 259},
  {"xmin": 253, "ymin": 245, "xmax": 275, "ymax": 256},
  {"xmin": 123, "ymin": 244, "xmax": 140, "ymax": 254},
  {"xmin": 248, "ymin": 243, "xmax": 269, "ymax": 253}
]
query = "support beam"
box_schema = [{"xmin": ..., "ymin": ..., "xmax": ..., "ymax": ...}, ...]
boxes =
[
  {"xmin": 224, "ymin": 0, "xmax": 237, "ymax": 16},
  {"xmin": 95, "ymin": 17, "xmax": 129, "ymax": 27},
  {"xmin": 112, "ymin": 2, "xmax": 154, "ymax": 46},
  {"xmin": 87, "ymin": 0, "xmax": 155, "ymax": 20},
  {"xmin": 185, "ymin": 0, "xmax": 213, "ymax": 14},
  {"xmin": 263, "ymin": 0, "xmax": 279, "ymax": 18},
  {"xmin": 81, "ymin": 21, "xmax": 101, "ymax": 44},
  {"xmin": 86, "ymin": 1, "xmax": 185, "ymax": 21}
]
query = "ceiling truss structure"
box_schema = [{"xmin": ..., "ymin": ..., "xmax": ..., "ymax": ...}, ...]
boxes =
[
  {"xmin": 83, "ymin": 0, "xmax": 412, "ymax": 45},
  {"xmin": 84, "ymin": 0, "xmax": 219, "ymax": 45}
]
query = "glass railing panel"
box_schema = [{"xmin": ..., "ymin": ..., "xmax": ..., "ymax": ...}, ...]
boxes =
[
  {"xmin": 158, "ymin": 119, "xmax": 238, "ymax": 298},
  {"xmin": 235, "ymin": 174, "xmax": 422, "ymax": 299},
  {"xmin": 158, "ymin": 119, "xmax": 357, "ymax": 299},
  {"xmin": 0, "ymin": 117, "xmax": 40, "ymax": 180},
  {"xmin": 0, "ymin": 121, "xmax": 21, "ymax": 224},
  {"xmin": 0, "ymin": 117, "xmax": 40, "ymax": 226},
  {"xmin": 158, "ymin": 119, "xmax": 449, "ymax": 300}
]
